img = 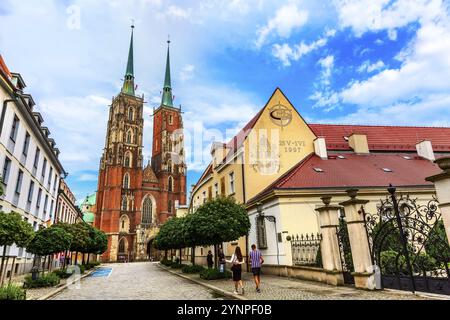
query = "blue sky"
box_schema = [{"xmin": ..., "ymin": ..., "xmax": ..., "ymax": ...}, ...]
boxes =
[{"xmin": 1, "ymin": 0, "xmax": 450, "ymax": 203}]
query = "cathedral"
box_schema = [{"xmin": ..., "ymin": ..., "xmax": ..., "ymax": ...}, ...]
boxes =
[{"xmin": 94, "ymin": 26, "xmax": 187, "ymax": 262}]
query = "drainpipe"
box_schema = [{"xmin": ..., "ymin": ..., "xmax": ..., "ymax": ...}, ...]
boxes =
[{"xmin": 241, "ymin": 161, "xmax": 249, "ymax": 272}]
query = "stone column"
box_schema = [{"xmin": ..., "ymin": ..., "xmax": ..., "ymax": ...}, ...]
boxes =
[
  {"xmin": 339, "ymin": 189, "xmax": 376, "ymax": 290},
  {"xmin": 315, "ymin": 196, "xmax": 344, "ymax": 286},
  {"xmin": 426, "ymin": 157, "xmax": 450, "ymax": 246}
]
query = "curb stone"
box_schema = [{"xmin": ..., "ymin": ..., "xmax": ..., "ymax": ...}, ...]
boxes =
[
  {"xmin": 157, "ymin": 265, "xmax": 247, "ymax": 301},
  {"xmin": 36, "ymin": 267, "xmax": 99, "ymax": 301}
]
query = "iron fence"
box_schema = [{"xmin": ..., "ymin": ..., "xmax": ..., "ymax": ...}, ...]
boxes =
[{"xmin": 288, "ymin": 233, "xmax": 322, "ymax": 267}]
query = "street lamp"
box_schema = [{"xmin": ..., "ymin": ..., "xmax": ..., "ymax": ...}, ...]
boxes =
[{"xmin": 256, "ymin": 202, "xmax": 280, "ymax": 269}]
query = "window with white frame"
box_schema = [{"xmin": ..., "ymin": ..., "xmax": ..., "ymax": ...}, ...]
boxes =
[{"xmin": 229, "ymin": 172, "xmax": 235, "ymax": 194}]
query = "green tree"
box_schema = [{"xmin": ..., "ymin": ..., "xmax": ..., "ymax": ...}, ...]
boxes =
[
  {"xmin": 27, "ymin": 225, "xmax": 72, "ymax": 274},
  {"xmin": 189, "ymin": 196, "xmax": 251, "ymax": 267},
  {"xmin": 0, "ymin": 211, "xmax": 34, "ymax": 284},
  {"xmin": 424, "ymin": 220, "xmax": 450, "ymax": 263},
  {"xmin": 68, "ymin": 223, "xmax": 90, "ymax": 265},
  {"xmin": 84, "ymin": 225, "xmax": 107, "ymax": 263}
]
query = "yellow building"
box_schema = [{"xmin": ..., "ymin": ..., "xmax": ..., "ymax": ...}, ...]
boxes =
[{"xmin": 190, "ymin": 88, "xmax": 450, "ymax": 271}]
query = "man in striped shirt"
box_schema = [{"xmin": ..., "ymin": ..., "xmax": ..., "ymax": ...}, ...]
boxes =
[{"xmin": 249, "ymin": 244, "xmax": 264, "ymax": 293}]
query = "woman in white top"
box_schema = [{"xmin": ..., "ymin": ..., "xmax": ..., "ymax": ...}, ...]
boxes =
[{"xmin": 226, "ymin": 246, "xmax": 246, "ymax": 295}]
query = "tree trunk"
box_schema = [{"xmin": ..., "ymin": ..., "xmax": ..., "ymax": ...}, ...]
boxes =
[
  {"xmin": 164, "ymin": 250, "xmax": 168, "ymax": 260},
  {"xmin": 75, "ymin": 252, "xmax": 78, "ymax": 265},
  {"xmin": 42, "ymin": 256, "xmax": 47, "ymax": 276},
  {"xmin": 214, "ymin": 244, "xmax": 218, "ymax": 269},
  {"xmin": 0, "ymin": 245, "xmax": 7, "ymax": 286},
  {"xmin": 191, "ymin": 246, "xmax": 195, "ymax": 265},
  {"xmin": 179, "ymin": 248, "xmax": 182, "ymax": 264},
  {"xmin": 82, "ymin": 253, "xmax": 86, "ymax": 265},
  {"xmin": 63, "ymin": 250, "xmax": 68, "ymax": 269},
  {"xmin": 87, "ymin": 254, "xmax": 90, "ymax": 264}
]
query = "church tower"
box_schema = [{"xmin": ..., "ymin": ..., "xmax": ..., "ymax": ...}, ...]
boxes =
[
  {"xmin": 95, "ymin": 29, "xmax": 187, "ymax": 262},
  {"xmin": 95, "ymin": 25, "xmax": 145, "ymax": 262},
  {"xmin": 151, "ymin": 40, "xmax": 187, "ymax": 223}
]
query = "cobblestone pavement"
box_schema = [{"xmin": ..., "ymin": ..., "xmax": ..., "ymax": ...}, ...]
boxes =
[
  {"xmin": 51, "ymin": 262, "xmax": 230, "ymax": 300},
  {"xmin": 163, "ymin": 267, "xmax": 439, "ymax": 300}
]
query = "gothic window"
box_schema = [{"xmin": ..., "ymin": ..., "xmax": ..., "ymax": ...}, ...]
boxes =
[
  {"xmin": 168, "ymin": 176, "xmax": 174, "ymax": 192},
  {"xmin": 121, "ymin": 197, "xmax": 127, "ymax": 211},
  {"xmin": 118, "ymin": 238, "xmax": 127, "ymax": 254},
  {"xmin": 128, "ymin": 107, "xmax": 134, "ymax": 121},
  {"xmin": 124, "ymin": 152, "xmax": 132, "ymax": 168},
  {"xmin": 142, "ymin": 197, "xmax": 153, "ymax": 225},
  {"xmin": 119, "ymin": 215, "xmax": 130, "ymax": 233},
  {"xmin": 126, "ymin": 130, "xmax": 133, "ymax": 144},
  {"xmin": 256, "ymin": 216, "xmax": 268, "ymax": 249},
  {"xmin": 123, "ymin": 173, "xmax": 130, "ymax": 189},
  {"xmin": 168, "ymin": 114, "xmax": 173, "ymax": 125}
]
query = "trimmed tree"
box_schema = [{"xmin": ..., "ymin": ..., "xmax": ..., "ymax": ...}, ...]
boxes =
[
  {"xmin": 0, "ymin": 211, "xmax": 35, "ymax": 284},
  {"xmin": 84, "ymin": 225, "xmax": 108, "ymax": 263},
  {"xmin": 69, "ymin": 223, "xmax": 90, "ymax": 265},
  {"xmin": 27, "ymin": 225, "xmax": 72, "ymax": 274},
  {"xmin": 189, "ymin": 196, "xmax": 251, "ymax": 267}
]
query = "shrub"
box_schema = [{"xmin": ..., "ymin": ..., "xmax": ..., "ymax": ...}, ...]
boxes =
[
  {"xmin": 170, "ymin": 263, "xmax": 186, "ymax": 269},
  {"xmin": 200, "ymin": 268, "xmax": 232, "ymax": 280},
  {"xmin": 78, "ymin": 265, "xmax": 86, "ymax": 274},
  {"xmin": 413, "ymin": 253, "xmax": 438, "ymax": 274},
  {"xmin": 24, "ymin": 273, "xmax": 60, "ymax": 289},
  {"xmin": 182, "ymin": 265, "xmax": 206, "ymax": 274},
  {"xmin": 0, "ymin": 284, "xmax": 26, "ymax": 300},
  {"xmin": 380, "ymin": 250, "xmax": 407, "ymax": 274},
  {"xmin": 53, "ymin": 269, "xmax": 75, "ymax": 279},
  {"xmin": 160, "ymin": 258, "xmax": 172, "ymax": 267}
]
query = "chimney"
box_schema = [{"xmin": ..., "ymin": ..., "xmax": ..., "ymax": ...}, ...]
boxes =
[
  {"xmin": 349, "ymin": 133, "xmax": 369, "ymax": 154},
  {"xmin": 314, "ymin": 137, "xmax": 328, "ymax": 159},
  {"xmin": 416, "ymin": 140, "xmax": 435, "ymax": 161}
]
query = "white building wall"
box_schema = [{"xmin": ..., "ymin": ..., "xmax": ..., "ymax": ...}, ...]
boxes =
[
  {"xmin": 248, "ymin": 199, "xmax": 291, "ymax": 266},
  {"xmin": 0, "ymin": 82, "xmax": 63, "ymax": 276}
]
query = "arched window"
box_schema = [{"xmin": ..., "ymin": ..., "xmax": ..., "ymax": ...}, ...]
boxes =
[
  {"xmin": 168, "ymin": 176, "xmax": 174, "ymax": 192},
  {"xmin": 142, "ymin": 197, "xmax": 153, "ymax": 224},
  {"xmin": 124, "ymin": 152, "xmax": 132, "ymax": 168},
  {"xmin": 123, "ymin": 173, "xmax": 130, "ymax": 189},
  {"xmin": 121, "ymin": 196, "xmax": 127, "ymax": 211},
  {"xmin": 119, "ymin": 214, "xmax": 130, "ymax": 232},
  {"xmin": 118, "ymin": 238, "xmax": 127, "ymax": 254},
  {"xmin": 126, "ymin": 130, "xmax": 133, "ymax": 144},
  {"xmin": 128, "ymin": 107, "xmax": 134, "ymax": 121},
  {"xmin": 167, "ymin": 160, "xmax": 173, "ymax": 173}
]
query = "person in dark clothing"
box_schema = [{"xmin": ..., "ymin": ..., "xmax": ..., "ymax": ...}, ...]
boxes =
[
  {"xmin": 226, "ymin": 246, "xmax": 245, "ymax": 295},
  {"xmin": 207, "ymin": 251, "xmax": 214, "ymax": 269}
]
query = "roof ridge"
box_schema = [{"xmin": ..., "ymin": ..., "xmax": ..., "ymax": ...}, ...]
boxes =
[{"xmin": 310, "ymin": 123, "xmax": 450, "ymax": 129}]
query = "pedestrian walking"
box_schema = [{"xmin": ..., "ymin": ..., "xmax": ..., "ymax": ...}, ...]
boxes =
[
  {"xmin": 207, "ymin": 250, "xmax": 214, "ymax": 269},
  {"xmin": 226, "ymin": 246, "xmax": 245, "ymax": 295},
  {"xmin": 249, "ymin": 244, "xmax": 264, "ymax": 293},
  {"xmin": 218, "ymin": 248, "xmax": 226, "ymax": 273}
]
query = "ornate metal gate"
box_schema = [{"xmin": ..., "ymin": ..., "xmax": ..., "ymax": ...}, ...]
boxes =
[
  {"xmin": 364, "ymin": 186, "xmax": 450, "ymax": 295},
  {"xmin": 336, "ymin": 215, "xmax": 355, "ymax": 285}
]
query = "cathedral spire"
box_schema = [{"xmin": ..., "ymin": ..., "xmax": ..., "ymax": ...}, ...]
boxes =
[
  {"xmin": 161, "ymin": 38, "xmax": 174, "ymax": 107},
  {"xmin": 122, "ymin": 24, "xmax": 135, "ymax": 96}
]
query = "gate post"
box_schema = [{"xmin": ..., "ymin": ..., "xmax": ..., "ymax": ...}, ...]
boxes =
[
  {"xmin": 315, "ymin": 196, "xmax": 344, "ymax": 286},
  {"xmin": 339, "ymin": 189, "xmax": 376, "ymax": 290},
  {"xmin": 426, "ymin": 157, "xmax": 450, "ymax": 246}
]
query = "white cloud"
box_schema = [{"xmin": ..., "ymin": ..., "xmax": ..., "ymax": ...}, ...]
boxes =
[
  {"xmin": 272, "ymin": 30, "xmax": 336, "ymax": 66},
  {"xmin": 334, "ymin": 0, "xmax": 443, "ymax": 36},
  {"xmin": 166, "ymin": 5, "xmax": 191, "ymax": 19},
  {"xmin": 313, "ymin": 0, "xmax": 450, "ymax": 125},
  {"xmin": 387, "ymin": 29, "xmax": 398, "ymax": 41},
  {"xmin": 77, "ymin": 174, "xmax": 98, "ymax": 182},
  {"xmin": 179, "ymin": 64, "xmax": 195, "ymax": 81},
  {"xmin": 256, "ymin": 3, "xmax": 309, "ymax": 48},
  {"xmin": 357, "ymin": 60, "xmax": 386, "ymax": 73}
]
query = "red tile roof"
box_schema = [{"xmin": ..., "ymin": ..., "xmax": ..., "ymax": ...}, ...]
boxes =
[
  {"xmin": 0, "ymin": 55, "xmax": 12, "ymax": 79},
  {"xmin": 309, "ymin": 124, "xmax": 450, "ymax": 152},
  {"xmin": 249, "ymin": 153, "xmax": 441, "ymax": 203}
]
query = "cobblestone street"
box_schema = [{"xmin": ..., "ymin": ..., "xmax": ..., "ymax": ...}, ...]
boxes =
[
  {"xmin": 49, "ymin": 262, "xmax": 446, "ymax": 300},
  {"xmin": 51, "ymin": 262, "xmax": 229, "ymax": 300}
]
